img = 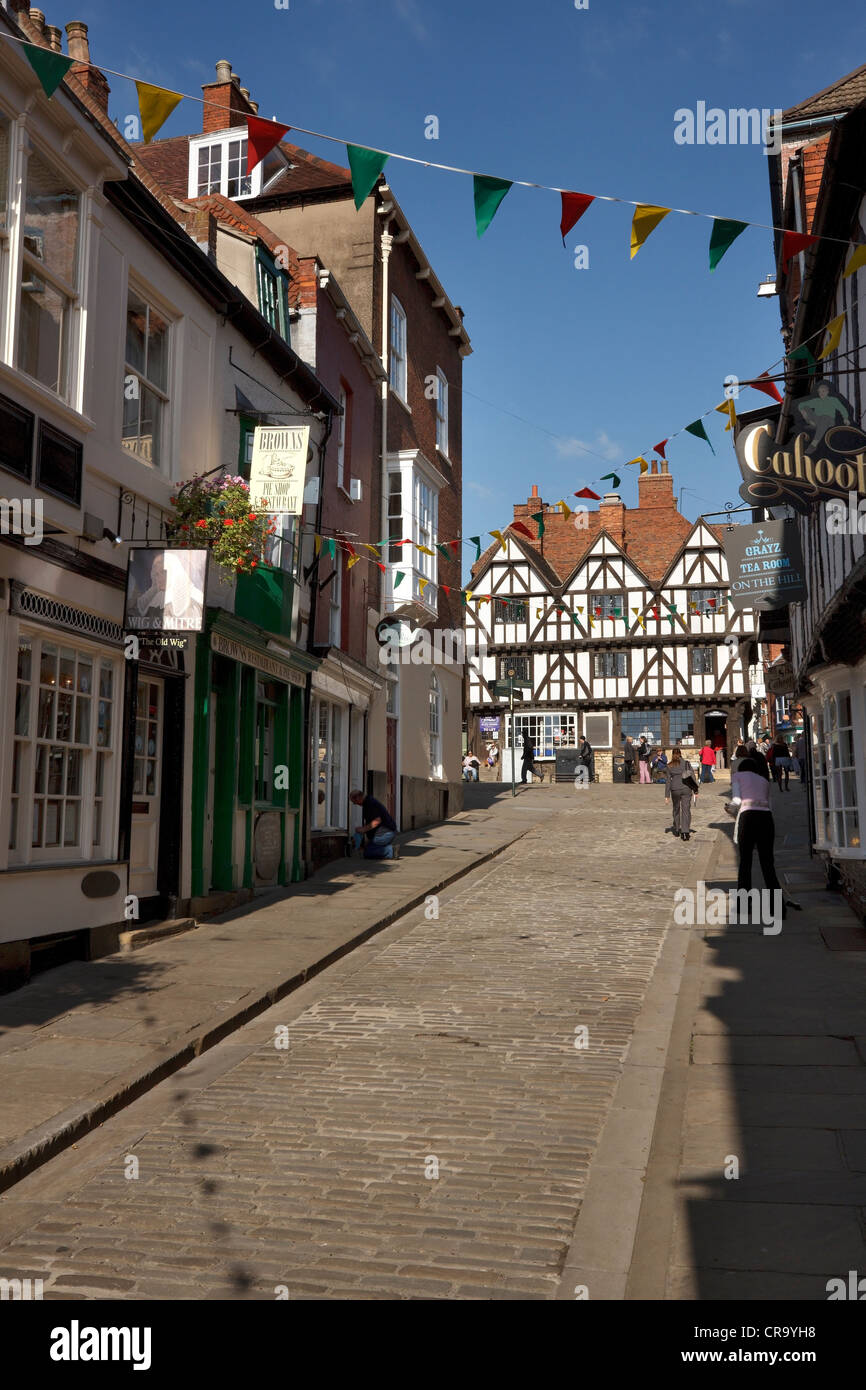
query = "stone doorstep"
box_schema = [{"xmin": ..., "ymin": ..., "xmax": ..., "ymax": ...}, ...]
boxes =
[{"xmin": 118, "ymin": 919, "xmax": 198, "ymax": 953}]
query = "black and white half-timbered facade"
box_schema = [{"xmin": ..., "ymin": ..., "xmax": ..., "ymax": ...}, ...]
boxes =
[{"xmin": 466, "ymin": 466, "xmax": 757, "ymax": 778}]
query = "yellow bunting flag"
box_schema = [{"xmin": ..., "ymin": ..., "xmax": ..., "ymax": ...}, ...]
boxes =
[
  {"xmin": 417, "ymin": 544, "xmax": 436, "ymax": 556},
  {"xmin": 631, "ymin": 205, "xmax": 670, "ymax": 259},
  {"xmin": 314, "ymin": 535, "xmax": 322, "ymax": 556},
  {"xmin": 843, "ymin": 245, "xmax": 866, "ymax": 279},
  {"xmin": 577, "ymin": 607, "xmax": 584, "ymax": 614},
  {"xmin": 465, "ymin": 589, "xmax": 473, "ymax": 602},
  {"xmin": 536, "ymin": 607, "xmax": 544, "ymax": 618},
  {"xmin": 489, "ymin": 530, "xmax": 507, "ymax": 552},
  {"xmin": 557, "ymin": 500, "xmax": 572, "ymax": 519},
  {"xmin": 418, "ymin": 577, "xmax": 429, "ymax": 596},
  {"xmin": 136, "ymin": 82, "xmax": 184, "ymax": 144},
  {"xmin": 626, "ymin": 457, "xmax": 649, "ymax": 473},
  {"xmin": 363, "ymin": 543, "xmax": 380, "ymax": 556},
  {"xmin": 347, "ymin": 555, "xmax": 360, "ymax": 569},
  {"xmin": 715, "ymin": 399, "xmax": 737, "ymax": 432},
  {"xmin": 638, "ymin": 616, "xmax": 645, "ymax": 629},
  {"xmin": 818, "ymin": 312, "xmax": 846, "ymax": 361}
]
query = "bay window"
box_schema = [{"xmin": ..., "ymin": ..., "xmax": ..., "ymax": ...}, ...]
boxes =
[
  {"xmin": 10, "ymin": 633, "xmax": 119, "ymax": 862},
  {"xmin": 195, "ymin": 135, "xmax": 251, "ymax": 198},
  {"xmin": 414, "ymin": 474, "xmax": 437, "ymax": 603},
  {"xmin": 17, "ymin": 149, "xmax": 80, "ymax": 399}
]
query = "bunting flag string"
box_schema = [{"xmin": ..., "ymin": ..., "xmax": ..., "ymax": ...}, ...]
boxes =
[
  {"xmin": 247, "ymin": 116, "xmax": 292, "ymax": 175},
  {"xmin": 5, "ymin": 31, "xmax": 863, "ymax": 262}
]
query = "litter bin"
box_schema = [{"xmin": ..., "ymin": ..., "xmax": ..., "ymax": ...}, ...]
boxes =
[{"xmin": 612, "ymin": 755, "xmax": 627, "ymax": 784}]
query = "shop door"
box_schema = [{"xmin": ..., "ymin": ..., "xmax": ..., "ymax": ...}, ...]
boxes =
[
  {"xmin": 386, "ymin": 715, "xmax": 397, "ymax": 820},
  {"xmin": 129, "ymin": 676, "xmax": 164, "ymax": 899}
]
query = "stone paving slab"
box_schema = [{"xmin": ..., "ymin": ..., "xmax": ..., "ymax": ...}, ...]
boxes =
[
  {"xmin": 627, "ymin": 779, "xmax": 866, "ymax": 1301},
  {"xmin": 0, "ymin": 782, "xmax": 707, "ymax": 1300},
  {"xmin": 0, "ymin": 789, "xmax": 552, "ymax": 1193}
]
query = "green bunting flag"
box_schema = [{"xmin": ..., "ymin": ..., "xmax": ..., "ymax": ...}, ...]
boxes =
[
  {"xmin": 436, "ymin": 543, "xmax": 450, "ymax": 560},
  {"xmin": 347, "ymin": 145, "xmax": 389, "ymax": 210},
  {"xmin": 22, "ymin": 43, "xmax": 74, "ymax": 99},
  {"xmin": 709, "ymin": 218, "xmax": 748, "ymax": 272},
  {"xmin": 531, "ymin": 510, "xmax": 545, "ymax": 539},
  {"xmin": 600, "ymin": 472, "xmax": 621, "ymax": 488},
  {"xmin": 326, "ymin": 537, "xmax": 336, "ymax": 560},
  {"xmin": 787, "ymin": 343, "xmax": 816, "ymax": 371},
  {"xmin": 473, "ymin": 175, "xmax": 512, "ymax": 238},
  {"xmin": 468, "ymin": 535, "xmax": 482, "ymax": 562},
  {"xmin": 685, "ymin": 419, "xmax": 715, "ymax": 454},
  {"xmin": 394, "ymin": 571, "xmax": 406, "ymax": 588}
]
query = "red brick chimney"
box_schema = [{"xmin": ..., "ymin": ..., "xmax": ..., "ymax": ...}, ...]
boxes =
[
  {"xmin": 599, "ymin": 491, "xmax": 625, "ymax": 545},
  {"xmin": 513, "ymin": 483, "xmax": 543, "ymax": 521},
  {"xmin": 66, "ymin": 22, "xmax": 110, "ymax": 112},
  {"xmin": 638, "ymin": 457, "xmax": 676, "ymax": 509},
  {"xmin": 202, "ymin": 60, "xmax": 258, "ymax": 134}
]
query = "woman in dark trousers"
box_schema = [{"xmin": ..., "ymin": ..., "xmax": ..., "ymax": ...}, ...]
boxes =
[
  {"xmin": 623, "ymin": 737, "xmax": 637, "ymax": 783},
  {"xmin": 663, "ymin": 748, "xmax": 698, "ymax": 840},
  {"xmin": 728, "ymin": 749, "xmax": 789, "ymax": 917},
  {"xmin": 768, "ymin": 734, "xmax": 790, "ymax": 791}
]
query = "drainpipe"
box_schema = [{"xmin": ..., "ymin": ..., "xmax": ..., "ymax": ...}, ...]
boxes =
[
  {"xmin": 379, "ymin": 206, "xmax": 399, "ymax": 825},
  {"xmin": 300, "ymin": 409, "xmax": 333, "ymax": 877}
]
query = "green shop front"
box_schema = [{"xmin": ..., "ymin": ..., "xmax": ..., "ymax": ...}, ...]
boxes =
[{"xmin": 190, "ymin": 606, "xmax": 317, "ymax": 908}]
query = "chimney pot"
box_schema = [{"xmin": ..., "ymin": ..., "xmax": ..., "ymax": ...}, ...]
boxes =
[
  {"xmin": 29, "ymin": 8, "xmax": 45, "ymax": 35},
  {"xmin": 215, "ymin": 59, "xmax": 232, "ymax": 82},
  {"xmin": 240, "ymin": 87, "xmax": 250, "ymax": 101},
  {"xmin": 531, "ymin": 485, "xmax": 538, "ymax": 498},
  {"xmin": 44, "ymin": 24, "xmax": 62, "ymax": 51},
  {"xmin": 249, "ymin": 101, "xmax": 259, "ymax": 114},
  {"xmin": 65, "ymin": 21, "xmax": 90, "ymax": 64},
  {"xmin": 230, "ymin": 71, "xmax": 240, "ymax": 86}
]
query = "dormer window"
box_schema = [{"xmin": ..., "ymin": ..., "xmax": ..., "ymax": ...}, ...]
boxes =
[{"xmin": 188, "ymin": 129, "xmax": 290, "ymax": 202}]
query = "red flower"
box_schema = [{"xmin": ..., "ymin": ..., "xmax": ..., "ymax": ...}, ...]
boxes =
[
  {"xmin": 251, "ymin": 559, "xmax": 258, "ymax": 568},
  {"xmin": 170, "ymin": 496, "xmax": 177, "ymax": 505},
  {"xmin": 223, "ymin": 518, "xmax": 234, "ymax": 526},
  {"xmin": 181, "ymin": 525, "xmax": 189, "ymax": 532},
  {"xmin": 248, "ymin": 513, "xmax": 257, "ymax": 521},
  {"xmin": 195, "ymin": 519, "xmax": 208, "ymax": 529}
]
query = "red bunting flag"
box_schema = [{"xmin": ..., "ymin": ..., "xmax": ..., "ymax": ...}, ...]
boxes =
[
  {"xmin": 509, "ymin": 521, "xmax": 535, "ymax": 539},
  {"xmin": 560, "ymin": 191, "xmax": 594, "ymax": 245},
  {"xmin": 654, "ymin": 440, "xmax": 668, "ymax": 459},
  {"xmin": 449, "ymin": 540, "xmax": 460, "ymax": 555},
  {"xmin": 441, "ymin": 584, "xmax": 450, "ymax": 595},
  {"xmin": 746, "ymin": 372, "xmax": 783, "ymax": 404},
  {"xmin": 781, "ymin": 230, "xmax": 818, "ymax": 271},
  {"xmin": 376, "ymin": 562, "xmax": 385, "ymax": 573},
  {"xmin": 246, "ymin": 116, "xmax": 292, "ymax": 175},
  {"xmin": 574, "ymin": 487, "xmax": 600, "ymax": 500}
]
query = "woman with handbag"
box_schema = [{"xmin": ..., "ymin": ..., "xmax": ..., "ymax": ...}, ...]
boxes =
[{"xmin": 663, "ymin": 748, "xmax": 699, "ymax": 840}]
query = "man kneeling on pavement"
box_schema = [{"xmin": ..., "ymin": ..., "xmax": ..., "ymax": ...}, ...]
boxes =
[{"xmin": 349, "ymin": 789, "xmax": 398, "ymax": 860}]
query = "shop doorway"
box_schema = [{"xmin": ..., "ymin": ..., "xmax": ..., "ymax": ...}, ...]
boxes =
[
  {"xmin": 129, "ymin": 676, "xmax": 164, "ymax": 901},
  {"xmin": 705, "ymin": 710, "xmax": 728, "ymax": 763}
]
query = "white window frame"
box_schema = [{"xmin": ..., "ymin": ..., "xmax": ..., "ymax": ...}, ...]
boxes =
[
  {"xmin": 583, "ymin": 712, "xmax": 612, "ymax": 749},
  {"xmin": 435, "ymin": 367, "xmax": 448, "ymax": 457},
  {"xmin": 312, "ymin": 697, "xmax": 346, "ymax": 831},
  {"xmin": 336, "ymin": 385, "xmax": 348, "ymax": 492},
  {"xmin": 122, "ymin": 280, "xmax": 172, "ymax": 471},
  {"xmin": 389, "ymin": 295, "xmax": 407, "ymax": 401},
  {"xmin": 7, "ymin": 627, "xmax": 121, "ymax": 867},
  {"xmin": 813, "ymin": 684, "xmax": 861, "ymax": 855},
  {"xmin": 188, "ymin": 131, "xmax": 258, "ymax": 200},
  {"xmin": 4, "ymin": 127, "xmax": 85, "ymax": 406},
  {"xmin": 329, "ymin": 549, "xmax": 343, "ymax": 647},
  {"xmin": 509, "ymin": 711, "xmax": 577, "ymax": 760},
  {"xmin": 429, "ymin": 672, "xmax": 442, "ymax": 779},
  {"xmin": 413, "ymin": 473, "xmax": 438, "ymax": 603}
]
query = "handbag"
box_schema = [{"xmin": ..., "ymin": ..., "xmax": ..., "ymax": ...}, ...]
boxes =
[{"xmin": 682, "ymin": 763, "xmax": 699, "ymax": 794}]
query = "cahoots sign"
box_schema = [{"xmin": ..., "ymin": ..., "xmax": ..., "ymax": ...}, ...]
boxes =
[{"xmin": 735, "ymin": 386, "xmax": 866, "ymax": 513}]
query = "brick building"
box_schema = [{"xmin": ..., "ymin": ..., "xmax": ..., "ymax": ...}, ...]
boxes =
[{"xmin": 136, "ymin": 61, "xmax": 471, "ymax": 830}]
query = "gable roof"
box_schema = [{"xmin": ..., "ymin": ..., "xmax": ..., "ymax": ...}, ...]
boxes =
[
  {"xmin": 782, "ymin": 61, "xmax": 866, "ymax": 124},
  {"xmin": 184, "ymin": 192, "xmax": 298, "ymax": 269}
]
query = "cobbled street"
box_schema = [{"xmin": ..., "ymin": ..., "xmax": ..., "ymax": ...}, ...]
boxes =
[{"xmin": 0, "ymin": 784, "xmax": 709, "ymax": 1300}]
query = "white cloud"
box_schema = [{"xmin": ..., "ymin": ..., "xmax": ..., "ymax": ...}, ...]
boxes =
[
  {"xmin": 392, "ymin": 0, "xmax": 430, "ymax": 42},
  {"xmin": 554, "ymin": 431, "xmax": 621, "ymax": 463}
]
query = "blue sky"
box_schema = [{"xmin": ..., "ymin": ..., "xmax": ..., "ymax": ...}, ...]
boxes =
[{"xmin": 73, "ymin": 0, "xmax": 863, "ymax": 547}]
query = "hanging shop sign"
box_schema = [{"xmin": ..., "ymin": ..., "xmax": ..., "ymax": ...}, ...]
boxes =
[
  {"xmin": 735, "ymin": 387, "xmax": 866, "ymax": 513},
  {"xmin": 765, "ymin": 659, "xmax": 795, "ymax": 696},
  {"xmin": 722, "ymin": 520, "xmax": 807, "ymax": 610},
  {"xmin": 125, "ymin": 548, "xmax": 207, "ymax": 632},
  {"xmin": 210, "ymin": 630, "xmax": 307, "ymax": 686},
  {"xmin": 249, "ymin": 425, "xmax": 310, "ymax": 515}
]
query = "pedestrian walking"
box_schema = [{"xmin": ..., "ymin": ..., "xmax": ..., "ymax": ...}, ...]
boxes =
[
  {"xmin": 349, "ymin": 789, "xmax": 398, "ymax": 860},
  {"xmin": 663, "ymin": 748, "xmax": 699, "ymax": 839},
  {"xmin": 577, "ymin": 735, "xmax": 595, "ymax": 784},
  {"xmin": 623, "ymin": 736, "xmax": 637, "ymax": 784},
  {"xmin": 638, "ymin": 735, "xmax": 653, "ymax": 783},
  {"xmin": 699, "ymin": 740, "xmax": 716, "ymax": 783},
  {"xmin": 725, "ymin": 750, "xmax": 796, "ymax": 919},
  {"xmin": 794, "ymin": 731, "xmax": 807, "ymax": 784},
  {"xmin": 520, "ymin": 736, "xmax": 544, "ymax": 785},
  {"xmin": 731, "ymin": 742, "xmax": 748, "ymax": 776},
  {"xmin": 768, "ymin": 734, "xmax": 790, "ymax": 791}
]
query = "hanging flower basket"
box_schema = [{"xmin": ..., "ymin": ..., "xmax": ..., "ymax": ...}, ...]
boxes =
[{"xmin": 166, "ymin": 473, "xmax": 278, "ymax": 577}]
